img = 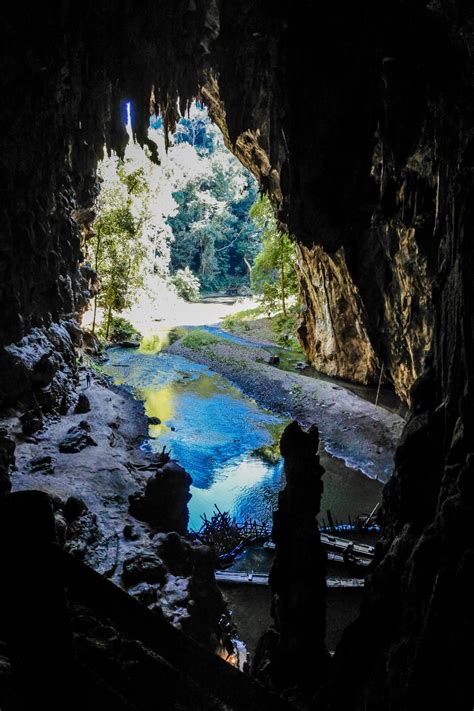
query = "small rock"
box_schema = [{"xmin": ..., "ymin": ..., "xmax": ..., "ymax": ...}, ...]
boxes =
[
  {"xmin": 30, "ymin": 454, "xmax": 55, "ymax": 475},
  {"xmin": 123, "ymin": 524, "xmax": 140, "ymax": 540},
  {"xmin": 108, "ymin": 416, "xmax": 121, "ymax": 430},
  {"xmin": 118, "ymin": 340, "xmax": 141, "ymax": 349},
  {"xmin": 31, "ymin": 454, "xmax": 52, "ymax": 468},
  {"xmin": 75, "ymin": 393, "xmax": 91, "ymax": 414},
  {"xmin": 294, "ymin": 361, "xmax": 307, "ymax": 370},
  {"xmin": 268, "ymin": 355, "xmax": 280, "ymax": 365},
  {"xmin": 147, "ymin": 416, "xmax": 161, "ymax": 425}
]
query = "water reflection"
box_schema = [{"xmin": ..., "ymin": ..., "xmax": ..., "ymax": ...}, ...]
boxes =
[
  {"xmin": 103, "ymin": 347, "xmax": 285, "ymax": 530},
  {"xmin": 103, "ymin": 344, "xmax": 384, "ymax": 532}
]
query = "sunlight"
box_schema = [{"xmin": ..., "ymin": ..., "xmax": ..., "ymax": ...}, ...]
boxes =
[
  {"xmin": 141, "ymin": 383, "xmax": 176, "ymax": 436},
  {"xmin": 126, "ymin": 100, "xmax": 132, "ymax": 136},
  {"xmin": 82, "ymin": 100, "xmax": 267, "ymax": 340}
]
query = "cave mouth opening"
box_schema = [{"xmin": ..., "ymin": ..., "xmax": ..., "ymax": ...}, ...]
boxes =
[{"xmin": 84, "ymin": 98, "xmax": 271, "ymax": 343}]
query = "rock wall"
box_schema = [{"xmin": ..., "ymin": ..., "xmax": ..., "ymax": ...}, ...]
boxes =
[{"xmin": 296, "ymin": 244, "xmax": 380, "ymax": 386}]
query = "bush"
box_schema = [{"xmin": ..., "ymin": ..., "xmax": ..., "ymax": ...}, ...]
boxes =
[
  {"xmin": 180, "ymin": 329, "xmax": 220, "ymax": 349},
  {"xmin": 172, "ymin": 267, "xmax": 201, "ymax": 302},
  {"xmin": 97, "ymin": 316, "xmax": 141, "ymax": 343},
  {"xmin": 273, "ymin": 307, "xmax": 302, "ymax": 349}
]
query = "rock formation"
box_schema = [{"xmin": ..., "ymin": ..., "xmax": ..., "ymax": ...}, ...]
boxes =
[
  {"xmin": 254, "ymin": 421, "xmax": 327, "ymax": 703},
  {"xmin": 122, "ymin": 531, "xmax": 227, "ymax": 650},
  {"xmin": 129, "ymin": 461, "xmax": 193, "ymax": 535}
]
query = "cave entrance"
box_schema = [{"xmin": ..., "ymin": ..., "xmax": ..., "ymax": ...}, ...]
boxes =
[
  {"xmin": 82, "ymin": 98, "xmax": 398, "ymax": 539},
  {"xmin": 77, "ymin": 94, "xmax": 404, "ymax": 662}
]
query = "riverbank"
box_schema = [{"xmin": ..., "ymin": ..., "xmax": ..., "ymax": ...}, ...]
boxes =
[
  {"xmin": 8, "ymin": 368, "xmax": 152, "ymax": 573},
  {"xmin": 166, "ymin": 333, "xmax": 405, "ymax": 485},
  {"xmin": 5, "ymin": 368, "xmax": 234, "ymax": 651}
]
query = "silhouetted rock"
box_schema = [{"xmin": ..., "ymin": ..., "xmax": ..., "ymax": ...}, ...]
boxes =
[
  {"xmin": 253, "ymin": 421, "xmax": 328, "ymax": 700},
  {"xmin": 147, "ymin": 416, "xmax": 161, "ymax": 425},
  {"xmin": 123, "ymin": 523, "xmax": 140, "ymax": 540},
  {"xmin": 63, "ymin": 496, "xmax": 87, "ymax": 522},
  {"xmin": 0, "ymin": 429, "xmax": 15, "ymax": 495},
  {"xmin": 129, "ymin": 461, "xmax": 192, "ymax": 535}
]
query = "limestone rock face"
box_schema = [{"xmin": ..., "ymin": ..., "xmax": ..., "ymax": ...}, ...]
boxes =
[
  {"xmin": 0, "ymin": 322, "xmax": 78, "ymax": 415},
  {"xmin": 296, "ymin": 244, "xmax": 379, "ymax": 386}
]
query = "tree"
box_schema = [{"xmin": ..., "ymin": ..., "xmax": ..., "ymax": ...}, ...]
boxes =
[
  {"xmin": 167, "ymin": 158, "xmax": 261, "ymax": 293},
  {"xmin": 90, "ymin": 167, "xmax": 147, "ymax": 338},
  {"xmin": 250, "ymin": 195, "xmax": 298, "ymax": 317}
]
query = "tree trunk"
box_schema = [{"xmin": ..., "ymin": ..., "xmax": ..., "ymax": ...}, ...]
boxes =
[
  {"xmin": 280, "ymin": 256, "xmax": 287, "ymax": 318},
  {"xmin": 91, "ymin": 227, "xmax": 102, "ymax": 335},
  {"xmin": 105, "ymin": 305, "xmax": 113, "ymax": 340},
  {"xmin": 91, "ymin": 297, "xmax": 98, "ymax": 335}
]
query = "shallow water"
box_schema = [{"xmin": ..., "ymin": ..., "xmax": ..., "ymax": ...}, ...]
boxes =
[
  {"xmin": 103, "ymin": 342, "xmax": 383, "ymax": 532},
  {"xmin": 103, "ymin": 347, "xmax": 285, "ymax": 530}
]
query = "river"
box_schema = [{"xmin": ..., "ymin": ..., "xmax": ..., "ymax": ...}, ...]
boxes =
[{"xmin": 102, "ymin": 330, "xmax": 386, "ymax": 532}]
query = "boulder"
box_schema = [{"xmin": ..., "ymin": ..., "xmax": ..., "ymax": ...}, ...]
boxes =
[
  {"xmin": 63, "ymin": 496, "xmax": 88, "ymax": 523},
  {"xmin": 75, "ymin": 393, "xmax": 91, "ymax": 414},
  {"xmin": 59, "ymin": 422, "xmax": 97, "ymax": 453},
  {"xmin": 20, "ymin": 408, "xmax": 43, "ymax": 435},
  {"xmin": 82, "ymin": 331, "xmax": 101, "ymax": 356},
  {"xmin": 118, "ymin": 340, "xmax": 141, "ymax": 349},
  {"xmin": 129, "ymin": 461, "xmax": 192, "ymax": 534}
]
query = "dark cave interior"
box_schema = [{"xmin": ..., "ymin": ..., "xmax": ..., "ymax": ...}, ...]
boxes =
[{"xmin": 1, "ymin": 2, "xmax": 474, "ymax": 709}]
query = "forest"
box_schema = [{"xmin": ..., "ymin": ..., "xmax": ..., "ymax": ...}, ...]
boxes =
[{"xmin": 87, "ymin": 103, "xmax": 299, "ymax": 341}]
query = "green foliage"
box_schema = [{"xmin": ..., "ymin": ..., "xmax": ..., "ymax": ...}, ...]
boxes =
[
  {"xmin": 90, "ymin": 165, "xmax": 148, "ymax": 336},
  {"xmin": 250, "ymin": 196, "xmax": 299, "ymax": 318},
  {"xmin": 97, "ymin": 316, "xmax": 141, "ymax": 343},
  {"xmin": 273, "ymin": 306, "xmax": 302, "ymax": 349},
  {"xmin": 253, "ymin": 420, "xmax": 290, "ymax": 464},
  {"xmin": 168, "ymin": 155, "xmax": 261, "ymax": 293},
  {"xmin": 171, "ymin": 266, "xmax": 201, "ymax": 301},
  {"xmin": 180, "ymin": 329, "xmax": 221, "ymax": 350},
  {"xmin": 221, "ymin": 307, "xmax": 263, "ymax": 330}
]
